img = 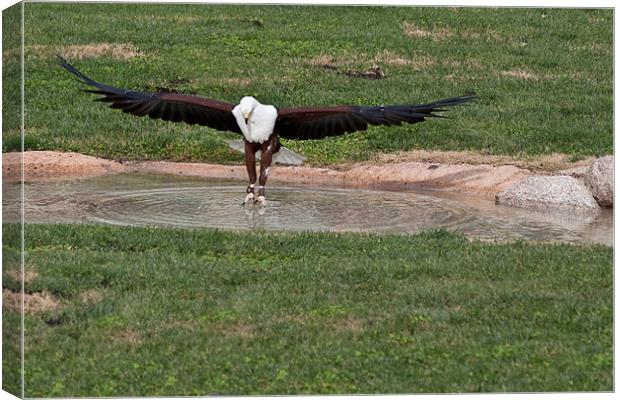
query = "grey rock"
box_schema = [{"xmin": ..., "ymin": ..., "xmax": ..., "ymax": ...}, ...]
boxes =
[
  {"xmin": 584, "ymin": 156, "xmax": 613, "ymax": 207},
  {"xmin": 496, "ymin": 175, "xmax": 601, "ymax": 215},
  {"xmin": 226, "ymin": 139, "xmax": 306, "ymax": 166}
]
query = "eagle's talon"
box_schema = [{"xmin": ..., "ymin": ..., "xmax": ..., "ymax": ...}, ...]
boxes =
[{"xmin": 244, "ymin": 193, "xmax": 255, "ymax": 205}]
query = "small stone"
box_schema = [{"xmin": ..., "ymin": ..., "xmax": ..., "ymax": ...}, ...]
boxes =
[
  {"xmin": 496, "ymin": 175, "xmax": 600, "ymax": 215},
  {"xmin": 584, "ymin": 156, "xmax": 613, "ymax": 207}
]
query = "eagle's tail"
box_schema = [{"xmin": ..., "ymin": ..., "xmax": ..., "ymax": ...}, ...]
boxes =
[{"xmin": 226, "ymin": 140, "xmax": 307, "ymax": 166}]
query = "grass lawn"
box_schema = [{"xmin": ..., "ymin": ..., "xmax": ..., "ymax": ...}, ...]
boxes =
[
  {"xmin": 2, "ymin": 223, "xmax": 612, "ymax": 396},
  {"xmin": 2, "ymin": 4, "xmax": 613, "ymax": 164}
]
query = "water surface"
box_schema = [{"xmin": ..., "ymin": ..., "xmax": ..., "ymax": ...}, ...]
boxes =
[{"xmin": 3, "ymin": 173, "xmax": 612, "ymax": 246}]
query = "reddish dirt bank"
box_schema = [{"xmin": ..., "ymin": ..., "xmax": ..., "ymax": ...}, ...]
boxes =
[
  {"xmin": 2, "ymin": 151, "xmax": 128, "ymax": 182},
  {"xmin": 4, "ymin": 151, "xmax": 532, "ymax": 199}
]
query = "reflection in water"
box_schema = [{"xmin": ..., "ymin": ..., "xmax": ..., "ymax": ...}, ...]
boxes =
[{"xmin": 3, "ymin": 172, "xmax": 613, "ymax": 246}]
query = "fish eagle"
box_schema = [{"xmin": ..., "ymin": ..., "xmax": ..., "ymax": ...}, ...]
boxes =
[{"xmin": 58, "ymin": 55, "xmax": 476, "ymax": 206}]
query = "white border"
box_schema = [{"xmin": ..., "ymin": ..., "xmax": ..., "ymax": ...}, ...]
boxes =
[{"xmin": 0, "ymin": 1, "xmax": 615, "ymax": 400}]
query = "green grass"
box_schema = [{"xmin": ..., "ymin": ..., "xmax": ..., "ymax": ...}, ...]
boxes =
[
  {"xmin": 2, "ymin": 223, "xmax": 612, "ymax": 396},
  {"xmin": 2, "ymin": 4, "xmax": 613, "ymax": 164}
]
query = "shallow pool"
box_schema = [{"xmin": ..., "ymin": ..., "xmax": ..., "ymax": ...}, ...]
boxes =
[{"xmin": 3, "ymin": 172, "xmax": 613, "ymax": 246}]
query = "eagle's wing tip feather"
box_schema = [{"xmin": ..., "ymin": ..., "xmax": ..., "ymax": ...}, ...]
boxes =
[
  {"xmin": 463, "ymin": 92, "xmax": 478, "ymax": 101},
  {"xmin": 56, "ymin": 54, "xmax": 73, "ymax": 71}
]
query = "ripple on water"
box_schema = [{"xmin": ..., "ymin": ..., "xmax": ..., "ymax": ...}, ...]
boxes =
[
  {"xmin": 2, "ymin": 173, "xmax": 613, "ymax": 246},
  {"xmin": 87, "ymin": 186, "xmax": 476, "ymax": 233}
]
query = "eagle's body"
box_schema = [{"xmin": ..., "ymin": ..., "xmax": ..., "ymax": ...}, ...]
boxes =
[
  {"xmin": 232, "ymin": 97, "xmax": 278, "ymax": 144},
  {"xmin": 57, "ymin": 55, "xmax": 476, "ymax": 206}
]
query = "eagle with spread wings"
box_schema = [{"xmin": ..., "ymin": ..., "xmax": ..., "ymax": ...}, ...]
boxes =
[{"xmin": 58, "ymin": 55, "xmax": 476, "ymax": 206}]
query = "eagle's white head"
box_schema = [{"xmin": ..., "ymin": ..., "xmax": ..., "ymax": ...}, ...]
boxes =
[{"xmin": 239, "ymin": 96, "xmax": 259, "ymax": 120}]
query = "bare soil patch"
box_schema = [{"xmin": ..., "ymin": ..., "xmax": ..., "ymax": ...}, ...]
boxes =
[
  {"xmin": 402, "ymin": 22, "xmax": 454, "ymax": 41},
  {"xmin": 498, "ymin": 69, "xmax": 586, "ymax": 82},
  {"xmin": 499, "ymin": 69, "xmax": 539, "ymax": 81},
  {"xmin": 408, "ymin": 56, "xmax": 438, "ymax": 71},
  {"xmin": 4, "ymin": 43, "xmax": 144, "ymax": 62},
  {"xmin": 311, "ymin": 53, "xmax": 399, "ymax": 69},
  {"xmin": 60, "ymin": 43, "xmax": 143, "ymax": 60},
  {"xmin": 401, "ymin": 22, "xmax": 503, "ymax": 43},
  {"xmin": 6, "ymin": 270, "xmax": 39, "ymax": 284},
  {"xmin": 3, "ymin": 289, "xmax": 61, "ymax": 314}
]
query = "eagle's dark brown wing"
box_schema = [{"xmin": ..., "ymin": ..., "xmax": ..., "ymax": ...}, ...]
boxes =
[
  {"xmin": 275, "ymin": 94, "xmax": 476, "ymax": 140},
  {"xmin": 57, "ymin": 55, "xmax": 241, "ymax": 134}
]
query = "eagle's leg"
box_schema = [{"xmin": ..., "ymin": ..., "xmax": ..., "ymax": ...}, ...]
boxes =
[
  {"xmin": 256, "ymin": 136, "xmax": 276, "ymax": 206},
  {"xmin": 244, "ymin": 140, "xmax": 259, "ymax": 205}
]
